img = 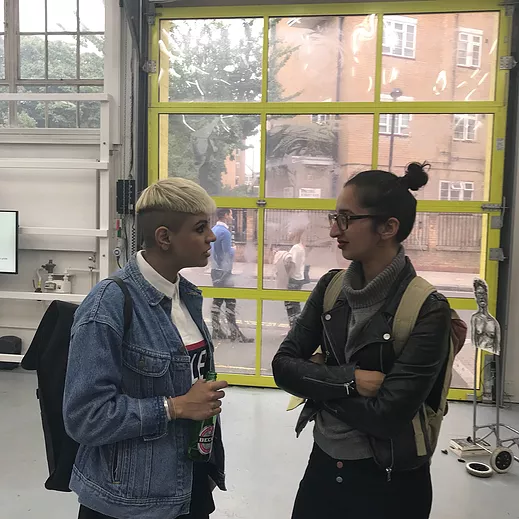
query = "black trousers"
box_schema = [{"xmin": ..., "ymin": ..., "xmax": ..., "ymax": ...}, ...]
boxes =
[
  {"xmin": 78, "ymin": 463, "xmax": 215, "ymax": 519},
  {"xmin": 292, "ymin": 444, "xmax": 433, "ymax": 519}
]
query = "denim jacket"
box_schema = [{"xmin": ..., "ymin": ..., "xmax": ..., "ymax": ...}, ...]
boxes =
[{"xmin": 63, "ymin": 257, "xmax": 226, "ymax": 519}]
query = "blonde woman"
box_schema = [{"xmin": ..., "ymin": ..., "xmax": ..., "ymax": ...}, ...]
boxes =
[{"xmin": 64, "ymin": 178, "xmax": 228, "ymax": 519}]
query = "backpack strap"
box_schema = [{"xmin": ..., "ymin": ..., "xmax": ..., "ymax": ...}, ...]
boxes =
[
  {"xmin": 108, "ymin": 276, "xmax": 133, "ymax": 333},
  {"xmin": 323, "ymin": 270, "xmax": 346, "ymax": 313},
  {"xmin": 392, "ymin": 276, "xmax": 436, "ymax": 356}
]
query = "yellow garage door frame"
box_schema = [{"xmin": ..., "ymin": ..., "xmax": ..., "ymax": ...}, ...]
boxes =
[{"xmin": 148, "ymin": 1, "xmax": 512, "ymax": 400}]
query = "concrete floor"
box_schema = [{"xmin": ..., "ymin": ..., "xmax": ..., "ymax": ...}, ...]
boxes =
[{"xmin": 1, "ymin": 370, "xmax": 518, "ymax": 519}]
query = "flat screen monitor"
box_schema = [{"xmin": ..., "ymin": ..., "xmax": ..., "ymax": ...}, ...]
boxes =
[{"xmin": 0, "ymin": 211, "xmax": 18, "ymax": 274}]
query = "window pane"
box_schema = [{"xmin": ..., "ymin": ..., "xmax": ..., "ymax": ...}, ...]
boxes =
[
  {"xmin": 47, "ymin": 85, "xmax": 78, "ymax": 128},
  {"xmin": 20, "ymin": 0, "xmax": 45, "ymax": 32},
  {"xmin": 450, "ymin": 310, "xmax": 476, "ymax": 389},
  {"xmin": 47, "ymin": 0, "xmax": 78, "ymax": 32},
  {"xmin": 378, "ymin": 113, "xmax": 492, "ymax": 200},
  {"xmin": 268, "ymin": 15, "xmax": 377, "ymax": 103},
  {"xmin": 381, "ymin": 12, "xmax": 498, "ymax": 102},
  {"xmin": 20, "ymin": 36, "xmax": 45, "ymax": 79},
  {"xmin": 181, "ymin": 209, "xmax": 258, "ymax": 290},
  {"xmin": 48, "ymin": 35, "xmax": 78, "ymax": 79},
  {"xmin": 158, "ymin": 18, "xmax": 264, "ymax": 103},
  {"xmin": 202, "ymin": 298, "xmax": 256, "ymax": 376},
  {"xmin": 79, "ymin": 0, "xmax": 105, "ymax": 32},
  {"xmin": 262, "ymin": 300, "xmax": 308, "ymax": 375},
  {"xmin": 0, "ymin": 86, "xmax": 8, "ymax": 128},
  {"xmin": 159, "ymin": 114, "xmax": 261, "ymax": 198},
  {"xmin": 0, "ymin": 35, "xmax": 4, "ymax": 79},
  {"xmin": 79, "ymin": 85, "xmax": 102, "ymax": 128},
  {"xmin": 16, "ymin": 86, "xmax": 46, "ymax": 128},
  {"xmin": 266, "ymin": 114, "xmax": 373, "ymax": 199},
  {"xmin": 405, "ymin": 213, "xmax": 482, "ymax": 298},
  {"xmin": 263, "ymin": 210, "xmax": 349, "ymax": 291},
  {"xmin": 80, "ymin": 35, "xmax": 105, "ymax": 79}
]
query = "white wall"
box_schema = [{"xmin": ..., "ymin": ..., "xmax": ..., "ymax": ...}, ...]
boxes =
[{"xmin": 0, "ymin": 3, "xmax": 125, "ymax": 354}]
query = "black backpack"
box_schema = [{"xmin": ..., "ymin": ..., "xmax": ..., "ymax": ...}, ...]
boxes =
[{"xmin": 21, "ymin": 277, "xmax": 133, "ymax": 492}]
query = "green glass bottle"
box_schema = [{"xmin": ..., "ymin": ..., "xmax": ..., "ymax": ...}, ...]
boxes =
[{"xmin": 188, "ymin": 371, "xmax": 217, "ymax": 462}]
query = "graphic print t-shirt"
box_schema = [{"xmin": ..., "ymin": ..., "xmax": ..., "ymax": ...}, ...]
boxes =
[{"xmin": 136, "ymin": 252, "xmax": 209, "ymax": 383}]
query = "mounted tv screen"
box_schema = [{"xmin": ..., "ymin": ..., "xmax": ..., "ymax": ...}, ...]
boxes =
[{"xmin": 0, "ymin": 211, "xmax": 18, "ymax": 274}]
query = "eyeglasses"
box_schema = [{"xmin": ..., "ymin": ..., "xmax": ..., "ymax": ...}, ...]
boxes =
[{"xmin": 328, "ymin": 213, "xmax": 379, "ymax": 231}]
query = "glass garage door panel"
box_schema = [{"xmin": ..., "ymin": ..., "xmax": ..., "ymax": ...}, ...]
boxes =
[
  {"xmin": 158, "ymin": 114, "xmax": 261, "ymax": 198},
  {"xmin": 266, "ymin": 114, "xmax": 373, "ymax": 199},
  {"xmin": 261, "ymin": 300, "xmax": 307, "ymax": 377},
  {"xmin": 263, "ymin": 209, "xmax": 350, "ymax": 291},
  {"xmin": 381, "ymin": 12, "xmax": 499, "ymax": 102},
  {"xmin": 378, "ymin": 113, "xmax": 493, "ymax": 201},
  {"xmin": 181, "ymin": 209, "xmax": 258, "ymax": 289},
  {"xmin": 158, "ymin": 18, "xmax": 264, "ymax": 103},
  {"xmin": 202, "ymin": 298, "xmax": 257, "ymax": 376},
  {"xmin": 451, "ymin": 309, "xmax": 477, "ymax": 390},
  {"xmin": 268, "ymin": 15, "xmax": 378, "ymax": 103},
  {"xmin": 405, "ymin": 212, "xmax": 484, "ymax": 298}
]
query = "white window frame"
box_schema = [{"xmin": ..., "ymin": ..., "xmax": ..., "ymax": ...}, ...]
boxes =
[
  {"xmin": 439, "ymin": 181, "xmax": 475, "ymax": 201},
  {"xmin": 379, "ymin": 113, "xmax": 411, "ymax": 136},
  {"xmin": 457, "ymin": 28, "xmax": 483, "ymax": 68},
  {"xmin": 383, "ymin": 15, "xmax": 417, "ymax": 59},
  {"xmin": 453, "ymin": 114, "xmax": 479, "ymax": 141}
]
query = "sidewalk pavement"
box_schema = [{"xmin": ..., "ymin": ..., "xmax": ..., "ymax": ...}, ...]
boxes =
[{"xmin": 185, "ymin": 262, "xmax": 477, "ymax": 293}]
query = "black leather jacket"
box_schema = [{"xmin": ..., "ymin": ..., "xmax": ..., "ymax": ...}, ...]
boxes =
[{"xmin": 272, "ymin": 259, "xmax": 451, "ymax": 473}]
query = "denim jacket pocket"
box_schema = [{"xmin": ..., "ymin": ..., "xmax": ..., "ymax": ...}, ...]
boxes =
[{"xmin": 122, "ymin": 344, "xmax": 172, "ymax": 398}]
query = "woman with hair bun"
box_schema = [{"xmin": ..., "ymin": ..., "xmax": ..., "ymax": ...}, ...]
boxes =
[{"xmin": 273, "ymin": 162, "xmax": 452, "ymax": 518}]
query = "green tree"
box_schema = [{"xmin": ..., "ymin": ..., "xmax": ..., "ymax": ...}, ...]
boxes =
[{"xmin": 164, "ymin": 19, "xmax": 297, "ymax": 195}]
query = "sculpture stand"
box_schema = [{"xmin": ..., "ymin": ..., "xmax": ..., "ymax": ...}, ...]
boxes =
[
  {"xmin": 469, "ymin": 351, "xmax": 519, "ymax": 472},
  {"xmin": 450, "ymin": 278, "xmax": 518, "ymax": 474}
]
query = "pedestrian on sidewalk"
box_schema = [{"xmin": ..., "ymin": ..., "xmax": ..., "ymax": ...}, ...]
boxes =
[
  {"xmin": 64, "ymin": 178, "xmax": 228, "ymax": 519},
  {"xmin": 211, "ymin": 208, "xmax": 253, "ymax": 343},
  {"xmin": 283, "ymin": 217, "xmax": 309, "ymax": 328}
]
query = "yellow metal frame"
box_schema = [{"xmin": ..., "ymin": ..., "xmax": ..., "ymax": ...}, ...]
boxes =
[{"xmin": 148, "ymin": 1, "xmax": 512, "ymax": 399}]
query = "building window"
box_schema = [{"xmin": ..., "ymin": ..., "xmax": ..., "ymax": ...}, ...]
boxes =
[
  {"xmin": 379, "ymin": 113, "xmax": 411, "ymax": 136},
  {"xmin": 457, "ymin": 29, "xmax": 483, "ymax": 68},
  {"xmin": 440, "ymin": 181, "xmax": 474, "ymax": 201},
  {"xmin": 0, "ymin": 0, "xmax": 106, "ymax": 128},
  {"xmin": 311, "ymin": 114, "xmax": 333, "ymax": 125},
  {"xmin": 383, "ymin": 16, "xmax": 417, "ymax": 59},
  {"xmin": 453, "ymin": 114, "xmax": 478, "ymax": 141}
]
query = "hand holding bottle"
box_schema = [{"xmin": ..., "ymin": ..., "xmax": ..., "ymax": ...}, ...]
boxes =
[{"xmin": 169, "ymin": 378, "xmax": 228, "ymax": 421}]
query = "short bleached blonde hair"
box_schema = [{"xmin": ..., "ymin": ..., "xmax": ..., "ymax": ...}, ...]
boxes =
[
  {"xmin": 136, "ymin": 178, "xmax": 216, "ymax": 248},
  {"xmin": 136, "ymin": 177, "xmax": 216, "ymax": 215}
]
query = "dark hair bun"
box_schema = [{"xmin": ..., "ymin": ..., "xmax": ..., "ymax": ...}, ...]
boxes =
[{"xmin": 401, "ymin": 161, "xmax": 430, "ymax": 191}]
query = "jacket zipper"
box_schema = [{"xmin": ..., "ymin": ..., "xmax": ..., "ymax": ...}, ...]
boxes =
[
  {"xmin": 303, "ymin": 376, "xmax": 355, "ymax": 396},
  {"xmin": 322, "ymin": 320, "xmax": 341, "ymax": 365},
  {"xmin": 386, "ymin": 440, "xmax": 395, "ymax": 482}
]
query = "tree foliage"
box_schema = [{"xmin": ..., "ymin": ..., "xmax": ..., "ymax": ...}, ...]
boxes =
[{"xmin": 163, "ymin": 19, "xmax": 297, "ymax": 195}]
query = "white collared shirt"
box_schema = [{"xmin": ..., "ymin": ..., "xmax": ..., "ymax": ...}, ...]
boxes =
[{"xmin": 136, "ymin": 251, "xmax": 206, "ymax": 382}]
